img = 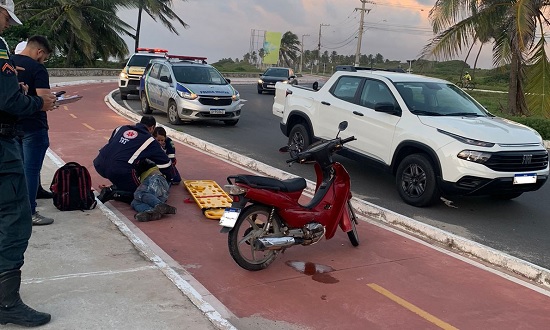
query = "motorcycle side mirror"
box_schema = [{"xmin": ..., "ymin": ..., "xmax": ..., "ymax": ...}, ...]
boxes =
[
  {"xmin": 338, "ymin": 121, "xmax": 348, "ymax": 131},
  {"xmin": 279, "ymin": 146, "xmax": 289, "ymax": 153}
]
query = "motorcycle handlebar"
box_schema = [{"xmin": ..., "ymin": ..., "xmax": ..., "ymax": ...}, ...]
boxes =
[
  {"xmin": 341, "ymin": 136, "xmax": 356, "ymax": 144},
  {"xmin": 286, "ymin": 136, "xmax": 356, "ymax": 164}
]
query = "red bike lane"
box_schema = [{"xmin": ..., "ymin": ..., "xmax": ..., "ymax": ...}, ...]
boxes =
[{"xmin": 47, "ymin": 83, "xmax": 550, "ymax": 329}]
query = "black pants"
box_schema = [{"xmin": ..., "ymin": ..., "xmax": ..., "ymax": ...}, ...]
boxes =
[{"xmin": 0, "ymin": 137, "xmax": 32, "ymax": 273}]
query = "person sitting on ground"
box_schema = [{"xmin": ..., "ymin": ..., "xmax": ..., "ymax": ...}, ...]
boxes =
[
  {"xmin": 131, "ymin": 158, "xmax": 177, "ymax": 222},
  {"xmin": 94, "ymin": 115, "xmax": 172, "ymax": 204},
  {"xmin": 152, "ymin": 126, "xmax": 181, "ymax": 185}
]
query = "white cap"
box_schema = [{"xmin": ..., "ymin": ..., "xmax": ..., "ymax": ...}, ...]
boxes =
[
  {"xmin": 0, "ymin": 0, "xmax": 22, "ymax": 26},
  {"xmin": 14, "ymin": 40, "xmax": 26, "ymax": 54}
]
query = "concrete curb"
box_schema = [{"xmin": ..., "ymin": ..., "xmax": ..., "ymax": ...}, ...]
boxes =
[{"xmin": 102, "ymin": 86, "xmax": 550, "ymax": 291}]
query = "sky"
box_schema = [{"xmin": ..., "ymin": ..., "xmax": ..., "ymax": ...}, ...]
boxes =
[{"xmin": 118, "ymin": 0, "xmax": 498, "ymax": 69}]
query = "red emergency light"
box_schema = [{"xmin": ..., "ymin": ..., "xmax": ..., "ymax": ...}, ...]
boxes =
[{"xmin": 136, "ymin": 48, "xmax": 168, "ymax": 54}]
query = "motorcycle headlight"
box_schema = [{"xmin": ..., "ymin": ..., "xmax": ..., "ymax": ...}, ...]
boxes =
[
  {"xmin": 438, "ymin": 129, "xmax": 495, "ymax": 147},
  {"xmin": 177, "ymin": 90, "xmax": 198, "ymax": 100},
  {"xmin": 258, "ymin": 79, "xmax": 263, "ymax": 84},
  {"xmin": 457, "ymin": 150, "xmax": 491, "ymax": 164}
]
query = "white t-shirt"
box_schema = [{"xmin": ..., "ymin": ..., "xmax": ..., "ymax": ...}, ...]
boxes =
[{"xmin": 14, "ymin": 41, "xmax": 27, "ymax": 54}]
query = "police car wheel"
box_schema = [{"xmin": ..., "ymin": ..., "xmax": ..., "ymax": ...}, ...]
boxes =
[
  {"xmin": 120, "ymin": 93, "xmax": 128, "ymax": 100},
  {"xmin": 141, "ymin": 94, "xmax": 152, "ymax": 114},
  {"xmin": 167, "ymin": 100, "xmax": 182, "ymax": 125}
]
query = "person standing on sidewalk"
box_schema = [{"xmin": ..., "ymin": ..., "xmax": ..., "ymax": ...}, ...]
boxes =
[
  {"xmin": 12, "ymin": 35, "xmax": 54, "ymax": 226},
  {"xmin": 0, "ymin": 0, "xmax": 57, "ymax": 326}
]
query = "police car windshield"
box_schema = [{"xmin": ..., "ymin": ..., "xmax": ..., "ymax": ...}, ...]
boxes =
[
  {"xmin": 264, "ymin": 68, "xmax": 289, "ymax": 77},
  {"xmin": 128, "ymin": 55, "xmax": 162, "ymax": 67},
  {"xmin": 172, "ymin": 66, "xmax": 227, "ymax": 85}
]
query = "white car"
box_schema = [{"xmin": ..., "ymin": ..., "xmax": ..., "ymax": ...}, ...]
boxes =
[{"xmin": 273, "ymin": 66, "xmax": 549, "ymax": 207}]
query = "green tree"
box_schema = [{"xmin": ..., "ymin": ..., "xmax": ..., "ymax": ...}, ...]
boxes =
[
  {"xmin": 279, "ymin": 31, "xmax": 300, "ymax": 67},
  {"xmin": 422, "ymin": 0, "xmax": 550, "ymax": 117},
  {"xmin": 15, "ymin": 0, "xmax": 134, "ymax": 66},
  {"xmin": 130, "ymin": 0, "xmax": 188, "ymax": 52}
]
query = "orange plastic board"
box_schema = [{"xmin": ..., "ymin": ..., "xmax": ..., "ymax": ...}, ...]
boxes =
[{"xmin": 183, "ymin": 180, "xmax": 232, "ymax": 220}]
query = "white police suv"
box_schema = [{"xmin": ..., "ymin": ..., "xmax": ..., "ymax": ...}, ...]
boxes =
[
  {"xmin": 119, "ymin": 48, "xmax": 167, "ymax": 100},
  {"xmin": 139, "ymin": 55, "xmax": 242, "ymax": 126}
]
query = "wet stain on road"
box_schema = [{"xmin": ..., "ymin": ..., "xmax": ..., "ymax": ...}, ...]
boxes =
[{"xmin": 286, "ymin": 260, "xmax": 339, "ymax": 284}]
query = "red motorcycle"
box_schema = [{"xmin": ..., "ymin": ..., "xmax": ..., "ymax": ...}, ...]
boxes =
[{"xmin": 220, "ymin": 121, "xmax": 359, "ymax": 271}]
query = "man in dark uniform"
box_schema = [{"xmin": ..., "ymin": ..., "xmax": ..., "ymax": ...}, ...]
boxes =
[
  {"xmin": 12, "ymin": 35, "xmax": 54, "ymax": 226},
  {"xmin": 0, "ymin": 0, "xmax": 57, "ymax": 326},
  {"xmin": 93, "ymin": 115, "xmax": 172, "ymax": 203}
]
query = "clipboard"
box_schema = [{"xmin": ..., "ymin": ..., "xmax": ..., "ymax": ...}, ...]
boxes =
[{"xmin": 56, "ymin": 95, "xmax": 82, "ymax": 105}]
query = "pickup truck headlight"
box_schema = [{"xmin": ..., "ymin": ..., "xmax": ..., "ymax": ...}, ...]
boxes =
[
  {"xmin": 457, "ymin": 150, "xmax": 491, "ymax": 164},
  {"xmin": 177, "ymin": 90, "xmax": 198, "ymax": 100},
  {"xmin": 232, "ymin": 92, "xmax": 240, "ymax": 101},
  {"xmin": 258, "ymin": 79, "xmax": 263, "ymax": 84},
  {"xmin": 119, "ymin": 72, "xmax": 128, "ymax": 80},
  {"xmin": 438, "ymin": 129, "xmax": 495, "ymax": 147}
]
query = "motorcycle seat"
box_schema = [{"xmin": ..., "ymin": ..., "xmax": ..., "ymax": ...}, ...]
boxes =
[{"xmin": 234, "ymin": 175, "xmax": 306, "ymax": 192}]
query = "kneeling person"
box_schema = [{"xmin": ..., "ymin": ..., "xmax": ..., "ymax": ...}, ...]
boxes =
[{"xmin": 132, "ymin": 159, "xmax": 177, "ymax": 222}]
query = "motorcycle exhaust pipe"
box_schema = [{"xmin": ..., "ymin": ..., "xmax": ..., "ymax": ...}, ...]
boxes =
[{"xmin": 254, "ymin": 237, "xmax": 304, "ymax": 250}]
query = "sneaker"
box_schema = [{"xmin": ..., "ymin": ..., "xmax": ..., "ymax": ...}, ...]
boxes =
[
  {"xmin": 97, "ymin": 186, "xmax": 114, "ymax": 203},
  {"xmin": 36, "ymin": 187, "xmax": 53, "ymax": 199},
  {"xmin": 32, "ymin": 212, "xmax": 54, "ymax": 226},
  {"xmin": 153, "ymin": 203, "xmax": 177, "ymax": 215},
  {"xmin": 134, "ymin": 210, "xmax": 163, "ymax": 222}
]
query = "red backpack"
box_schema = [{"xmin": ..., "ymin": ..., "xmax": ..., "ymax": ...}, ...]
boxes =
[{"xmin": 50, "ymin": 162, "xmax": 97, "ymax": 211}]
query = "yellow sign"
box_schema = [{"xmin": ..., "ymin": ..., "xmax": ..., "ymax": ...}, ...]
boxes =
[{"xmin": 263, "ymin": 32, "xmax": 282, "ymax": 65}]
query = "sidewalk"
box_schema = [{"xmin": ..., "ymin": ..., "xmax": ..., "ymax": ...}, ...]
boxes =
[{"xmin": 5, "ymin": 152, "xmax": 227, "ymax": 329}]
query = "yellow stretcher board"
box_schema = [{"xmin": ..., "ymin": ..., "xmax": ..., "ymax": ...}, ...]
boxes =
[{"xmin": 184, "ymin": 180, "xmax": 232, "ymax": 220}]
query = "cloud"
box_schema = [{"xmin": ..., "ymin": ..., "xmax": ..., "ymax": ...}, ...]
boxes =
[{"xmin": 117, "ymin": 0, "xmax": 496, "ymax": 68}]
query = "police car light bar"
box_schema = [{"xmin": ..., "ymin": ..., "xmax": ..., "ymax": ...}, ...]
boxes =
[
  {"xmin": 166, "ymin": 54, "xmax": 207, "ymax": 61},
  {"xmin": 136, "ymin": 48, "xmax": 168, "ymax": 54}
]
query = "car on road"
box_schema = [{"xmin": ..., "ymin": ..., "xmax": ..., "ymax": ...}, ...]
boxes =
[
  {"xmin": 257, "ymin": 67, "xmax": 298, "ymax": 94},
  {"xmin": 139, "ymin": 55, "xmax": 242, "ymax": 126},
  {"xmin": 273, "ymin": 66, "xmax": 549, "ymax": 207},
  {"xmin": 119, "ymin": 48, "xmax": 167, "ymax": 100}
]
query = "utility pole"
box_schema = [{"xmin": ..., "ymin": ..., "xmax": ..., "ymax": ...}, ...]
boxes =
[
  {"xmin": 354, "ymin": 0, "xmax": 372, "ymax": 67},
  {"xmin": 300, "ymin": 34, "xmax": 310, "ymax": 73},
  {"xmin": 317, "ymin": 23, "xmax": 330, "ymax": 74}
]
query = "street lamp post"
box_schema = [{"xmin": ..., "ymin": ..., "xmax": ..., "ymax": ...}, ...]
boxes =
[{"xmin": 300, "ymin": 34, "xmax": 310, "ymax": 74}]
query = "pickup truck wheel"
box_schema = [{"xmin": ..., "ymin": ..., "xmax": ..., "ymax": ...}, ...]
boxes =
[
  {"xmin": 288, "ymin": 124, "xmax": 311, "ymax": 152},
  {"xmin": 167, "ymin": 100, "xmax": 183, "ymax": 125},
  {"xmin": 141, "ymin": 93, "xmax": 152, "ymax": 114},
  {"xmin": 396, "ymin": 154, "xmax": 440, "ymax": 207}
]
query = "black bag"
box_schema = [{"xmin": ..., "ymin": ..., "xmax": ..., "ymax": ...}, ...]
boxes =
[{"xmin": 50, "ymin": 162, "xmax": 97, "ymax": 211}]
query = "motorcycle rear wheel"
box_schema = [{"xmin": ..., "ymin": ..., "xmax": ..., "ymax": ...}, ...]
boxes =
[
  {"xmin": 346, "ymin": 201, "xmax": 359, "ymax": 246},
  {"xmin": 228, "ymin": 205, "xmax": 282, "ymax": 271}
]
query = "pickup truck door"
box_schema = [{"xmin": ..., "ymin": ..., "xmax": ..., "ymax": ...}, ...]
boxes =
[
  {"xmin": 316, "ymin": 76, "xmax": 363, "ymax": 140},
  {"xmin": 348, "ymin": 78, "xmax": 401, "ymax": 164}
]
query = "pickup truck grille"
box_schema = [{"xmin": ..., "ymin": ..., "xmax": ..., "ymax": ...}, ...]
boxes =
[
  {"xmin": 484, "ymin": 150, "xmax": 548, "ymax": 172},
  {"xmin": 199, "ymin": 96, "xmax": 232, "ymax": 106}
]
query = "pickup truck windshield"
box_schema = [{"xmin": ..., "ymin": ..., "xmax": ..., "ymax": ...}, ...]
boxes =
[{"xmin": 395, "ymin": 82, "xmax": 490, "ymax": 117}]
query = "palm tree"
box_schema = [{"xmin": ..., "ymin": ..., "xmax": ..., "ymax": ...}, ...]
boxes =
[
  {"xmin": 422, "ymin": 0, "xmax": 550, "ymax": 117},
  {"xmin": 279, "ymin": 31, "xmax": 300, "ymax": 67},
  {"xmin": 16, "ymin": 0, "xmax": 134, "ymax": 66},
  {"xmin": 130, "ymin": 0, "xmax": 188, "ymax": 52}
]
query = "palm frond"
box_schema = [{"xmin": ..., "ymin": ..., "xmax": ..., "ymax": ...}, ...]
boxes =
[{"xmin": 525, "ymin": 29, "xmax": 550, "ymax": 117}]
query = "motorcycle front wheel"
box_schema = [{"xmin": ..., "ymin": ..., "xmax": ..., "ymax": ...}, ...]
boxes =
[{"xmin": 228, "ymin": 205, "xmax": 283, "ymax": 271}]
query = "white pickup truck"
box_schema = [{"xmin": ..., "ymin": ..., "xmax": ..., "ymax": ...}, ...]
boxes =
[{"xmin": 272, "ymin": 66, "xmax": 549, "ymax": 207}]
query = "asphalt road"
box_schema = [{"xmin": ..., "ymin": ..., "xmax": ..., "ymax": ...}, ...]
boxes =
[{"xmin": 116, "ymin": 83, "xmax": 550, "ymax": 270}]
